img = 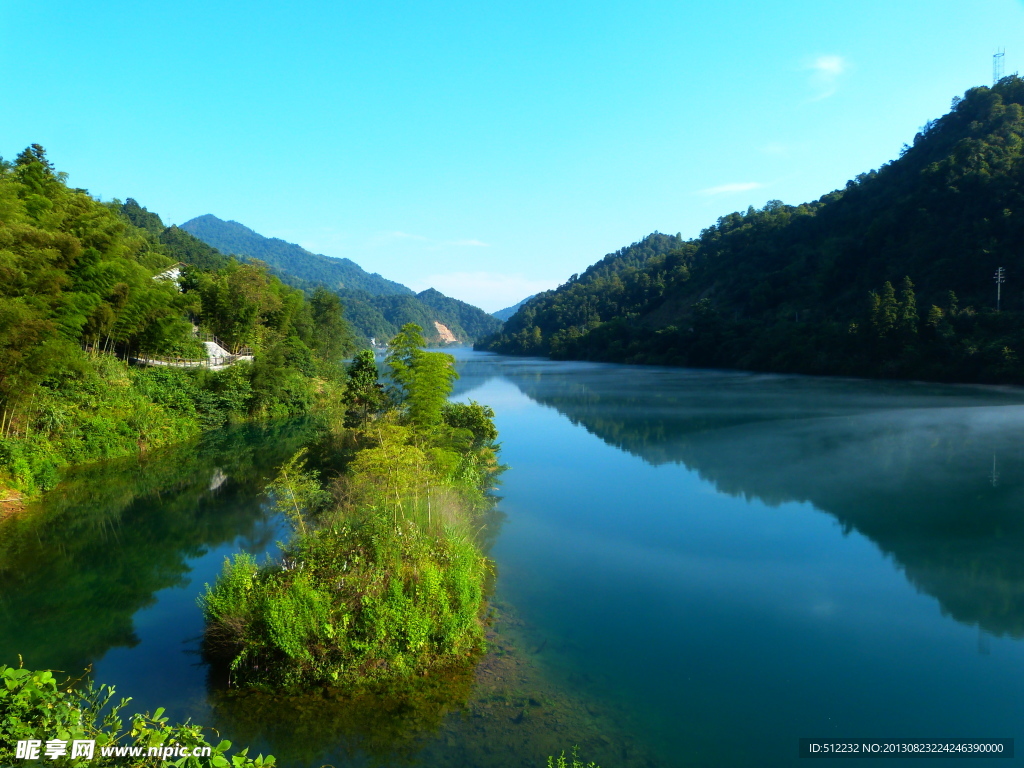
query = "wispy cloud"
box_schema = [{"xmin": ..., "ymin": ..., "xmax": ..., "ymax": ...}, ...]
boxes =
[
  {"xmin": 410, "ymin": 271, "xmax": 556, "ymax": 313},
  {"xmin": 761, "ymin": 142, "xmax": 790, "ymax": 157},
  {"xmin": 698, "ymin": 181, "xmax": 764, "ymax": 196},
  {"xmin": 387, "ymin": 231, "xmax": 431, "ymax": 242},
  {"xmin": 805, "ymin": 54, "xmax": 847, "ymax": 101}
]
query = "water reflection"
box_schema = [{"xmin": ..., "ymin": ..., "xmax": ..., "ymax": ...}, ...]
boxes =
[
  {"xmin": 457, "ymin": 356, "xmax": 1024, "ymax": 638},
  {"xmin": 209, "ymin": 663, "xmax": 478, "ymax": 767},
  {"xmin": 0, "ymin": 420, "xmax": 315, "ymax": 673}
]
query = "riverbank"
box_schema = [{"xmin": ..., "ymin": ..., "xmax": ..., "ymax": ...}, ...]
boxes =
[
  {"xmin": 0, "ymin": 351, "xmax": 348, "ymax": 503},
  {"xmin": 0, "ymin": 490, "xmax": 25, "ymax": 519},
  {"xmin": 0, "ymin": 665, "xmax": 276, "ymax": 768}
]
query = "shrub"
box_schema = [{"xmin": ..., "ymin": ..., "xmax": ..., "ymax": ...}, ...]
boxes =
[
  {"xmin": 0, "ymin": 665, "xmax": 274, "ymax": 767},
  {"xmin": 200, "ymin": 513, "xmax": 487, "ymax": 687},
  {"xmin": 547, "ymin": 747, "xmax": 600, "ymax": 768}
]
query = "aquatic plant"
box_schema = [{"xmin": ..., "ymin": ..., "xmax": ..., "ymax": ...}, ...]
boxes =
[
  {"xmin": 547, "ymin": 746, "xmax": 600, "ymax": 768},
  {"xmin": 200, "ymin": 510, "xmax": 487, "ymax": 686}
]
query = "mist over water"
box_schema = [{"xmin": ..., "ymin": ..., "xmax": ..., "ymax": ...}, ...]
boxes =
[{"xmin": 4, "ymin": 352, "xmax": 1024, "ymax": 766}]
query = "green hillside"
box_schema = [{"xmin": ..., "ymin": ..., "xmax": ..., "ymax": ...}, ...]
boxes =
[
  {"xmin": 122, "ymin": 199, "xmax": 232, "ymax": 272},
  {"xmin": 416, "ymin": 288, "xmax": 502, "ymax": 340},
  {"xmin": 0, "ymin": 146, "xmax": 352, "ymax": 495},
  {"xmin": 181, "ymin": 215, "xmax": 500, "ymax": 345},
  {"xmin": 479, "ymin": 77, "xmax": 1024, "ymax": 384},
  {"xmin": 181, "ymin": 214, "xmax": 410, "ymax": 296}
]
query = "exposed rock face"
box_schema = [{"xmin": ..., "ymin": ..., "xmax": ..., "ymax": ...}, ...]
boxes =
[{"xmin": 433, "ymin": 321, "xmax": 458, "ymax": 343}]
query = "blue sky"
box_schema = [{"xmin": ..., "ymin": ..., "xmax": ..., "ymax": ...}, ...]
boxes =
[{"xmin": 3, "ymin": 1, "xmax": 1024, "ymax": 312}]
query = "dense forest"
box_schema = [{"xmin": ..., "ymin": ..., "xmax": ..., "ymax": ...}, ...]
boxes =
[
  {"xmin": 181, "ymin": 215, "xmax": 501, "ymax": 345},
  {"xmin": 0, "ymin": 146, "xmax": 353, "ymax": 496},
  {"xmin": 480, "ymin": 77, "xmax": 1024, "ymax": 384}
]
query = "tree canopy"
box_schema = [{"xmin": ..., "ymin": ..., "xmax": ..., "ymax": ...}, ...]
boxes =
[{"xmin": 0, "ymin": 146, "xmax": 356, "ymax": 494}]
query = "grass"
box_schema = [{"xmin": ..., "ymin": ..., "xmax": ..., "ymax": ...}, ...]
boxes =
[{"xmin": 200, "ymin": 417, "xmax": 499, "ymax": 689}]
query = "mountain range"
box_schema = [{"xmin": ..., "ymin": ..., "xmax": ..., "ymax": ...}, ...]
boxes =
[{"xmin": 180, "ymin": 215, "xmax": 500, "ymax": 345}]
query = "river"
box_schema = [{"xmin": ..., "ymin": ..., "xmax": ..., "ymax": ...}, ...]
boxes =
[{"xmin": 3, "ymin": 350, "xmax": 1024, "ymax": 766}]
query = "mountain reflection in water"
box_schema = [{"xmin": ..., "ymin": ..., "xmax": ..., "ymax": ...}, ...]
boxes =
[{"xmin": 455, "ymin": 355, "xmax": 1024, "ymax": 638}]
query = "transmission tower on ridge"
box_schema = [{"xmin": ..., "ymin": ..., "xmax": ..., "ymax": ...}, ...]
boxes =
[{"xmin": 994, "ymin": 48, "xmax": 1005, "ymax": 85}]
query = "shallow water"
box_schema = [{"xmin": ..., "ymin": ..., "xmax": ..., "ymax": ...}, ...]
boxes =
[{"xmin": 4, "ymin": 352, "xmax": 1024, "ymax": 766}]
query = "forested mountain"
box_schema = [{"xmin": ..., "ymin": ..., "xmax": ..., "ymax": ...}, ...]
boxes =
[
  {"xmin": 416, "ymin": 288, "xmax": 501, "ymax": 339},
  {"xmin": 122, "ymin": 199, "xmax": 231, "ymax": 272},
  {"xmin": 181, "ymin": 214, "xmax": 410, "ymax": 296},
  {"xmin": 0, "ymin": 146, "xmax": 352, "ymax": 495},
  {"xmin": 492, "ymin": 295, "xmax": 536, "ymax": 322},
  {"xmin": 479, "ymin": 77, "xmax": 1024, "ymax": 384},
  {"xmin": 181, "ymin": 214, "xmax": 499, "ymax": 345}
]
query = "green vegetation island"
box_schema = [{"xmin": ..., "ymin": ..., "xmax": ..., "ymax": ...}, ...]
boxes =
[
  {"xmin": 478, "ymin": 77, "xmax": 1024, "ymax": 385},
  {"xmin": 200, "ymin": 325, "xmax": 502, "ymax": 688}
]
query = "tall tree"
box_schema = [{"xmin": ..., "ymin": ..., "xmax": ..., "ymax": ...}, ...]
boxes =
[
  {"xmin": 385, "ymin": 323, "xmax": 458, "ymax": 430},
  {"xmin": 898, "ymin": 276, "xmax": 918, "ymax": 335},
  {"xmin": 343, "ymin": 349, "xmax": 388, "ymax": 427},
  {"xmin": 309, "ymin": 287, "xmax": 354, "ymax": 365},
  {"xmin": 870, "ymin": 282, "xmax": 898, "ymax": 338}
]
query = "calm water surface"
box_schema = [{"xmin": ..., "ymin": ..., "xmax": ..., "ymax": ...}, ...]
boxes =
[{"xmin": 4, "ymin": 351, "xmax": 1024, "ymax": 766}]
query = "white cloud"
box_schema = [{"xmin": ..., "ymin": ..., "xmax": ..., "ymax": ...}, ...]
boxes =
[
  {"xmin": 805, "ymin": 54, "xmax": 847, "ymax": 101},
  {"xmin": 410, "ymin": 271, "xmax": 556, "ymax": 313},
  {"xmin": 698, "ymin": 181, "xmax": 764, "ymax": 196},
  {"xmin": 811, "ymin": 55, "xmax": 845, "ymax": 77}
]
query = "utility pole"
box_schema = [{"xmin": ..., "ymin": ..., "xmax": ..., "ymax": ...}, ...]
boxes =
[{"xmin": 995, "ymin": 267, "xmax": 1006, "ymax": 311}]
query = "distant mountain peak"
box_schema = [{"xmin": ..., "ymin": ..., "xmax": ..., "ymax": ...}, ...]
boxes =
[
  {"xmin": 182, "ymin": 214, "xmax": 501, "ymax": 345},
  {"xmin": 181, "ymin": 214, "xmax": 412, "ymax": 296},
  {"xmin": 493, "ymin": 294, "xmax": 537, "ymax": 322}
]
